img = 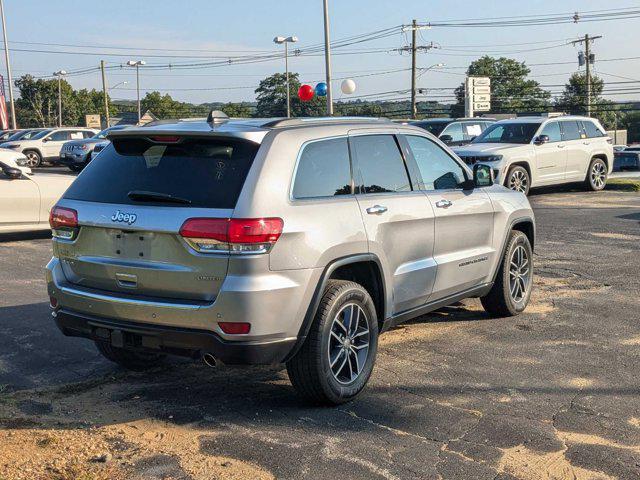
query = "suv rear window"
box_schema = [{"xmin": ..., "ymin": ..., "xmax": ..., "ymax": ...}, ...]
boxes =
[{"xmin": 63, "ymin": 137, "xmax": 259, "ymax": 209}]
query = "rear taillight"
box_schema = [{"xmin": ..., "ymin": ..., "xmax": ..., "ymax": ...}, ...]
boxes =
[
  {"xmin": 49, "ymin": 206, "xmax": 79, "ymax": 240},
  {"xmin": 179, "ymin": 217, "xmax": 283, "ymax": 254},
  {"xmin": 79, "ymin": 144, "xmax": 88, "ymax": 150}
]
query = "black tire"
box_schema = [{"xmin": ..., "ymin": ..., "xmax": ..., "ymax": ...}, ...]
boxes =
[
  {"xmin": 584, "ymin": 157, "xmax": 608, "ymax": 191},
  {"xmin": 23, "ymin": 150, "xmax": 42, "ymax": 168},
  {"xmin": 481, "ymin": 230, "xmax": 533, "ymax": 317},
  {"xmin": 95, "ymin": 341, "xmax": 165, "ymax": 371},
  {"xmin": 505, "ymin": 165, "xmax": 531, "ymax": 196},
  {"xmin": 286, "ymin": 280, "xmax": 379, "ymax": 405}
]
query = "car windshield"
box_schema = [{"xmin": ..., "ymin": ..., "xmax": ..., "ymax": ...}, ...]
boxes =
[
  {"xmin": 412, "ymin": 121, "xmax": 450, "ymax": 136},
  {"xmin": 30, "ymin": 129, "xmax": 53, "ymax": 140},
  {"xmin": 473, "ymin": 122, "xmax": 541, "ymax": 144},
  {"xmin": 6, "ymin": 130, "xmax": 30, "ymax": 141}
]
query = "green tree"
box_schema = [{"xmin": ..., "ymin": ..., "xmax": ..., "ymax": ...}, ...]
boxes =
[
  {"xmin": 453, "ymin": 56, "xmax": 551, "ymax": 116},
  {"xmin": 555, "ymin": 73, "xmax": 620, "ymax": 129},
  {"xmin": 220, "ymin": 102, "xmax": 253, "ymax": 117},
  {"xmin": 255, "ymin": 73, "xmax": 325, "ymax": 117},
  {"xmin": 621, "ymin": 111, "xmax": 640, "ymax": 143},
  {"xmin": 15, "ymin": 75, "xmax": 74, "ymax": 127}
]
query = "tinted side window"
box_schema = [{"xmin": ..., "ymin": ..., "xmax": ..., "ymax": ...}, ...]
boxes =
[
  {"xmin": 49, "ymin": 131, "xmax": 70, "ymax": 141},
  {"xmin": 561, "ymin": 121, "xmax": 584, "ymax": 141},
  {"xmin": 583, "ymin": 121, "xmax": 604, "ymax": 138},
  {"xmin": 351, "ymin": 135, "xmax": 411, "ymax": 193},
  {"xmin": 539, "ymin": 121, "xmax": 562, "ymax": 142},
  {"xmin": 441, "ymin": 122, "xmax": 464, "ymax": 142},
  {"xmin": 405, "ymin": 135, "xmax": 466, "ymax": 190},
  {"xmin": 292, "ymin": 138, "xmax": 352, "ymax": 199}
]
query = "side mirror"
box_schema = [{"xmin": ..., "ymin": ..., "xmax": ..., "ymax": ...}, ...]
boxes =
[
  {"xmin": 440, "ymin": 134, "xmax": 453, "ymax": 144},
  {"xmin": 534, "ymin": 135, "xmax": 549, "ymax": 145},
  {"xmin": 42, "ymin": 137, "xmax": 50, "ymax": 143},
  {"xmin": 2, "ymin": 166, "xmax": 23, "ymax": 179},
  {"xmin": 473, "ymin": 164, "xmax": 494, "ymax": 188}
]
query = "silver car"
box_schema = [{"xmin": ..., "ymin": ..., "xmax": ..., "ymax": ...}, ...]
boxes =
[{"xmin": 46, "ymin": 114, "xmax": 535, "ymax": 405}]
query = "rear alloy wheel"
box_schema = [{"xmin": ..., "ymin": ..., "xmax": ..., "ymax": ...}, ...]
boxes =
[
  {"xmin": 585, "ymin": 158, "xmax": 607, "ymax": 191},
  {"xmin": 506, "ymin": 165, "xmax": 530, "ymax": 195},
  {"xmin": 24, "ymin": 150, "xmax": 42, "ymax": 168},
  {"xmin": 481, "ymin": 230, "xmax": 533, "ymax": 317},
  {"xmin": 287, "ymin": 280, "xmax": 378, "ymax": 405}
]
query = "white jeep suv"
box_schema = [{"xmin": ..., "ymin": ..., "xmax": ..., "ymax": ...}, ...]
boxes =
[
  {"xmin": 2, "ymin": 127, "xmax": 99, "ymax": 167},
  {"xmin": 454, "ymin": 116, "xmax": 613, "ymax": 195}
]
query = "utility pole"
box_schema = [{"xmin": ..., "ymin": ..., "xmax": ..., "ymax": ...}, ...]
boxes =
[
  {"xmin": 572, "ymin": 34, "xmax": 601, "ymax": 117},
  {"xmin": 401, "ymin": 21, "xmax": 434, "ymax": 119},
  {"xmin": 410, "ymin": 19, "xmax": 417, "ymax": 119},
  {"xmin": 100, "ymin": 60, "xmax": 110, "ymax": 127},
  {"xmin": 53, "ymin": 70, "xmax": 67, "ymax": 127},
  {"xmin": 0, "ymin": 0, "xmax": 16, "ymax": 129},
  {"xmin": 322, "ymin": 0, "xmax": 333, "ymax": 116}
]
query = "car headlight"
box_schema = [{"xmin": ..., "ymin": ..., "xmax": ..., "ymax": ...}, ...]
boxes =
[
  {"xmin": 15, "ymin": 156, "xmax": 29, "ymax": 166},
  {"xmin": 482, "ymin": 155, "xmax": 503, "ymax": 162}
]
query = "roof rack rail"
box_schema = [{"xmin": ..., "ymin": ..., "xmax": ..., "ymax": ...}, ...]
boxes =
[{"xmin": 262, "ymin": 116, "xmax": 390, "ymax": 128}]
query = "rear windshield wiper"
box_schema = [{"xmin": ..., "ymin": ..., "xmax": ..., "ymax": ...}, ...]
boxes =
[{"xmin": 127, "ymin": 190, "xmax": 192, "ymax": 205}]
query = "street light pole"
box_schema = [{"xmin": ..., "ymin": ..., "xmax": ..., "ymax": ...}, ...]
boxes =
[
  {"xmin": 274, "ymin": 36, "xmax": 298, "ymax": 118},
  {"xmin": 322, "ymin": 0, "xmax": 333, "ymax": 116},
  {"xmin": 53, "ymin": 70, "xmax": 67, "ymax": 127},
  {"xmin": 0, "ymin": 0, "xmax": 16, "ymax": 129},
  {"xmin": 127, "ymin": 60, "xmax": 146, "ymax": 124}
]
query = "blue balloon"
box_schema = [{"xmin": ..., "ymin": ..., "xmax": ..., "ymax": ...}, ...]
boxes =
[{"xmin": 315, "ymin": 82, "xmax": 328, "ymax": 97}]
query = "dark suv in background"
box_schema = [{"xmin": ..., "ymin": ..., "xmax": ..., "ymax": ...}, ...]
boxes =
[{"xmin": 411, "ymin": 118, "xmax": 495, "ymax": 147}]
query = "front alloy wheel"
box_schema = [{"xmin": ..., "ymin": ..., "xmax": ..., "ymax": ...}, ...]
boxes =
[
  {"xmin": 24, "ymin": 150, "xmax": 42, "ymax": 168},
  {"xmin": 481, "ymin": 230, "xmax": 533, "ymax": 317},
  {"xmin": 506, "ymin": 166, "xmax": 530, "ymax": 195},
  {"xmin": 509, "ymin": 245, "xmax": 531, "ymax": 303}
]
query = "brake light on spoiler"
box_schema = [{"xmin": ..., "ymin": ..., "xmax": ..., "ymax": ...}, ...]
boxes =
[
  {"xmin": 49, "ymin": 206, "xmax": 79, "ymax": 240},
  {"xmin": 179, "ymin": 217, "xmax": 283, "ymax": 254}
]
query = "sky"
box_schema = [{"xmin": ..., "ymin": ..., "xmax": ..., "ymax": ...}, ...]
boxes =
[{"xmin": 2, "ymin": 0, "xmax": 640, "ymax": 106}]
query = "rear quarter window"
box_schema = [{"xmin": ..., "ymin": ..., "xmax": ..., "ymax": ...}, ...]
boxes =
[
  {"xmin": 63, "ymin": 136, "xmax": 259, "ymax": 209},
  {"xmin": 583, "ymin": 121, "xmax": 605, "ymax": 138},
  {"xmin": 292, "ymin": 137, "xmax": 352, "ymax": 199}
]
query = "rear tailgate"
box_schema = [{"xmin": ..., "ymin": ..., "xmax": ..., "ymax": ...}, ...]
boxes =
[{"xmin": 56, "ymin": 134, "xmax": 260, "ymax": 302}]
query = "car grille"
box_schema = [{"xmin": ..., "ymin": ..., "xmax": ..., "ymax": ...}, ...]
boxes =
[{"xmin": 457, "ymin": 155, "xmax": 488, "ymax": 165}]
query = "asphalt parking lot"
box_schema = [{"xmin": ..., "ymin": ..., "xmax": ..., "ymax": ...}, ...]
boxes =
[{"xmin": 1, "ymin": 183, "xmax": 639, "ymax": 480}]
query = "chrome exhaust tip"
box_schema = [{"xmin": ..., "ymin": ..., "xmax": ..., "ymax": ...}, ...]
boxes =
[{"xmin": 202, "ymin": 353, "xmax": 217, "ymax": 368}]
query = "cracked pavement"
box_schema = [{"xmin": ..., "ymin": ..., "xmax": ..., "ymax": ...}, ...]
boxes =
[{"xmin": 1, "ymin": 187, "xmax": 639, "ymax": 479}]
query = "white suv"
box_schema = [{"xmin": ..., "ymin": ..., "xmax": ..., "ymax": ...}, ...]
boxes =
[
  {"xmin": 2, "ymin": 127, "xmax": 99, "ymax": 167},
  {"xmin": 454, "ymin": 116, "xmax": 613, "ymax": 195}
]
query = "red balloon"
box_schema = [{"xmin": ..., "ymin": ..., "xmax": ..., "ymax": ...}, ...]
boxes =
[{"xmin": 298, "ymin": 84, "xmax": 315, "ymax": 102}]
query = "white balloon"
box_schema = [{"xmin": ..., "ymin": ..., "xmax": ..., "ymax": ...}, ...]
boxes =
[{"xmin": 341, "ymin": 79, "xmax": 357, "ymax": 95}]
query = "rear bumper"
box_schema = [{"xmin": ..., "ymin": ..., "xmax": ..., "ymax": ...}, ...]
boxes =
[{"xmin": 53, "ymin": 308, "xmax": 296, "ymax": 365}]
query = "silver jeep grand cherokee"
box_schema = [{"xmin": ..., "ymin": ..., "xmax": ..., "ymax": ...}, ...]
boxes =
[{"xmin": 46, "ymin": 114, "xmax": 535, "ymax": 405}]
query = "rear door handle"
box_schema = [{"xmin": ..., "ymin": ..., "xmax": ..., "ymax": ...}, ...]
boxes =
[
  {"xmin": 435, "ymin": 200, "xmax": 453, "ymax": 209},
  {"xmin": 557, "ymin": 144, "xmax": 566, "ymax": 149},
  {"xmin": 366, "ymin": 205, "xmax": 387, "ymax": 215}
]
